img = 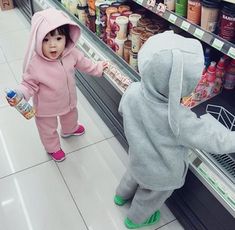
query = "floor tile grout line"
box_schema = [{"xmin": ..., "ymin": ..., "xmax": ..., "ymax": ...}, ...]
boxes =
[
  {"xmin": 55, "ymin": 160, "xmax": 90, "ymax": 230},
  {"xmin": 0, "ymin": 159, "xmax": 52, "ymax": 180},
  {"xmin": 65, "ymin": 135, "xmax": 116, "ymax": 156},
  {"xmin": 154, "ymin": 219, "xmax": 178, "ymax": 230},
  {"xmin": 0, "ymin": 136, "xmax": 115, "ymax": 180}
]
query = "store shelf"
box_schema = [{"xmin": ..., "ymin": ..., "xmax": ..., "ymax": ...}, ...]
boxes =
[
  {"xmin": 189, "ymin": 149, "xmax": 235, "ymax": 218},
  {"xmin": 132, "ymin": 0, "xmax": 235, "ymax": 59},
  {"xmin": 223, "ymin": 0, "xmax": 235, "ymax": 4}
]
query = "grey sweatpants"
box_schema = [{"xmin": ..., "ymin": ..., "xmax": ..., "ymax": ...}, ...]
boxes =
[{"xmin": 116, "ymin": 170, "xmax": 173, "ymax": 224}]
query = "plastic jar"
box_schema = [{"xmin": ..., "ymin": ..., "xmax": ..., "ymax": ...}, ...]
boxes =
[
  {"xmin": 129, "ymin": 50, "xmax": 138, "ymax": 71},
  {"xmin": 140, "ymin": 31, "xmax": 154, "ymax": 48},
  {"xmin": 122, "ymin": 10, "xmax": 133, "ymax": 18},
  {"xmin": 201, "ymin": 0, "xmax": 220, "ymax": 33},
  {"xmin": 118, "ymin": 5, "xmax": 131, "ymax": 14},
  {"xmin": 123, "ymin": 40, "xmax": 131, "ymax": 63},
  {"xmin": 137, "ymin": 18, "xmax": 152, "ymax": 28},
  {"xmin": 164, "ymin": 0, "xmax": 175, "ymax": 11},
  {"xmin": 77, "ymin": 5, "xmax": 88, "ymax": 25},
  {"xmin": 106, "ymin": 7, "xmax": 118, "ymax": 30},
  {"xmin": 99, "ymin": 3, "xmax": 110, "ymax": 27},
  {"xmin": 87, "ymin": 15, "xmax": 96, "ymax": 32},
  {"xmin": 115, "ymin": 16, "xmax": 129, "ymax": 39},
  {"xmin": 218, "ymin": 3, "xmax": 235, "ymax": 42},
  {"xmin": 114, "ymin": 37, "xmax": 127, "ymax": 57},
  {"xmin": 187, "ymin": 0, "xmax": 201, "ymax": 25},
  {"xmin": 111, "ymin": 2, "xmax": 122, "ymax": 8},
  {"xmin": 128, "ymin": 13, "xmax": 142, "ymax": 31},
  {"xmin": 175, "ymin": 0, "xmax": 188, "ymax": 17},
  {"xmin": 131, "ymin": 26, "xmax": 145, "ymax": 53},
  {"xmin": 109, "ymin": 12, "xmax": 121, "ymax": 33},
  {"xmin": 87, "ymin": 0, "xmax": 96, "ymax": 16},
  {"xmin": 146, "ymin": 24, "xmax": 161, "ymax": 34}
]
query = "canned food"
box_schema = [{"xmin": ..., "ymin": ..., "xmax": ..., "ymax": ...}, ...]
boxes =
[
  {"xmin": 123, "ymin": 40, "xmax": 131, "ymax": 63},
  {"xmin": 131, "ymin": 26, "xmax": 145, "ymax": 52},
  {"xmin": 129, "ymin": 50, "xmax": 138, "ymax": 71}
]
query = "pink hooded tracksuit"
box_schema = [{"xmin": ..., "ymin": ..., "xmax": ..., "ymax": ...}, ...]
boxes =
[{"xmin": 17, "ymin": 8, "xmax": 104, "ymax": 153}]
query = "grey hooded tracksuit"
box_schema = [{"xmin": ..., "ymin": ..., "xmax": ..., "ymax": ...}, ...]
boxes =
[{"xmin": 116, "ymin": 31, "xmax": 235, "ymax": 224}]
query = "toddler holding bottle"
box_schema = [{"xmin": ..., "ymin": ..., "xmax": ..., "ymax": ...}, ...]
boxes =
[
  {"xmin": 6, "ymin": 8, "xmax": 108, "ymax": 162},
  {"xmin": 114, "ymin": 31, "xmax": 235, "ymax": 229}
]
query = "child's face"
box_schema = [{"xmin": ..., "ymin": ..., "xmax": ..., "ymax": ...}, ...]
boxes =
[{"xmin": 42, "ymin": 30, "xmax": 66, "ymax": 60}]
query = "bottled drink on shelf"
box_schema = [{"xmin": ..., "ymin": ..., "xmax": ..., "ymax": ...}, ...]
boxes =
[
  {"xmin": 223, "ymin": 59, "xmax": 235, "ymax": 90},
  {"xmin": 5, "ymin": 89, "xmax": 35, "ymax": 119},
  {"xmin": 205, "ymin": 61, "xmax": 216, "ymax": 97},
  {"xmin": 214, "ymin": 57, "xmax": 225, "ymax": 93}
]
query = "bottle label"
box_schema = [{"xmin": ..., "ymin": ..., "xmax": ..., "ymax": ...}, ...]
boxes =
[{"xmin": 15, "ymin": 99, "xmax": 35, "ymax": 119}]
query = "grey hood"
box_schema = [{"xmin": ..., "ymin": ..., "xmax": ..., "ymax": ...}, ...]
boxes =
[{"xmin": 138, "ymin": 31, "xmax": 204, "ymax": 135}]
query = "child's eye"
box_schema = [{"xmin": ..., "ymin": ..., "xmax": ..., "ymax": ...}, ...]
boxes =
[
  {"xmin": 43, "ymin": 38, "xmax": 49, "ymax": 42},
  {"xmin": 57, "ymin": 37, "xmax": 62, "ymax": 41}
]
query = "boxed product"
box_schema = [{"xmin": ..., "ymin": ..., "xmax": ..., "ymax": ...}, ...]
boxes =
[{"xmin": 0, "ymin": 0, "xmax": 14, "ymax": 11}]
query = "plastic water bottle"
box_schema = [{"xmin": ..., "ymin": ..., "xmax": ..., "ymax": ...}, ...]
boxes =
[{"xmin": 5, "ymin": 89, "xmax": 35, "ymax": 119}]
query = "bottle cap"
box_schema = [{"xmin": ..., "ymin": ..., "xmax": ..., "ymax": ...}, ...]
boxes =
[{"xmin": 5, "ymin": 89, "xmax": 16, "ymax": 98}]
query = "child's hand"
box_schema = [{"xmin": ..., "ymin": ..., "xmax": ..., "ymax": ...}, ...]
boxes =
[{"xmin": 102, "ymin": 60, "xmax": 109, "ymax": 70}]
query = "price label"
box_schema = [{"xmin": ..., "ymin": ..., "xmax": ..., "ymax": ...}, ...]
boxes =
[
  {"xmin": 94, "ymin": 54, "xmax": 100, "ymax": 61},
  {"xmin": 168, "ymin": 14, "xmax": 177, "ymax": 24},
  {"xmin": 180, "ymin": 21, "xmax": 190, "ymax": 31},
  {"xmin": 136, "ymin": 0, "xmax": 144, "ymax": 5},
  {"xmin": 228, "ymin": 47, "xmax": 235, "ymax": 59},
  {"xmin": 156, "ymin": 3, "xmax": 166, "ymax": 16},
  {"xmin": 146, "ymin": 0, "xmax": 156, "ymax": 8},
  {"xmin": 212, "ymin": 39, "xmax": 224, "ymax": 51},
  {"xmin": 193, "ymin": 28, "xmax": 204, "ymax": 39},
  {"xmin": 88, "ymin": 48, "xmax": 94, "ymax": 56}
]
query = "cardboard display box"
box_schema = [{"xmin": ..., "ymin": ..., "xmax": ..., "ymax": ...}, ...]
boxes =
[{"xmin": 0, "ymin": 0, "xmax": 14, "ymax": 11}]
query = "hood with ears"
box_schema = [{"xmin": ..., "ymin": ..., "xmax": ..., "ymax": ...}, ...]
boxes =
[
  {"xmin": 138, "ymin": 31, "xmax": 204, "ymax": 135},
  {"xmin": 23, "ymin": 8, "xmax": 81, "ymax": 72}
]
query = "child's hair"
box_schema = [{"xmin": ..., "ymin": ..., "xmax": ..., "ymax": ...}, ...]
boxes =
[{"xmin": 47, "ymin": 24, "xmax": 71, "ymax": 46}]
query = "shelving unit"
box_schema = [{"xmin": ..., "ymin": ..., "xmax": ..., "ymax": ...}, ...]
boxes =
[
  {"xmin": 14, "ymin": 0, "xmax": 235, "ymax": 229},
  {"xmin": 13, "ymin": 0, "xmax": 33, "ymax": 21},
  {"xmin": 132, "ymin": 0, "xmax": 235, "ymax": 59}
]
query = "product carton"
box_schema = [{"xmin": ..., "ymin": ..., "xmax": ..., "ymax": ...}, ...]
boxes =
[{"xmin": 0, "ymin": 0, "xmax": 14, "ymax": 11}]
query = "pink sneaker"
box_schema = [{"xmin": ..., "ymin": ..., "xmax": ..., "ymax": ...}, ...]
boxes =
[
  {"xmin": 49, "ymin": 149, "xmax": 66, "ymax": 162},
  {"xmin": 61, "ymin": 124, "xmax": 85, "ymax": 138}
]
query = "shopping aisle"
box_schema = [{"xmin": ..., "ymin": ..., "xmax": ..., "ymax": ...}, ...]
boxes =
[{"xmin": 0, "ymin": 7, "xmax": 184, "ymax": 230}]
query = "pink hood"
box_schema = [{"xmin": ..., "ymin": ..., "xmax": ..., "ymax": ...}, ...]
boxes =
[
  {"xmin": 23, "ymin": 8, "xmax": 81, "ymax": 71},
  {"xmin": 18, "ymin": 8, "xmax": 104, "ymax": 117}
]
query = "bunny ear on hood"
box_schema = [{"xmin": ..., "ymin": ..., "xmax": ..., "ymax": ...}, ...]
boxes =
[
  {"xmin": 138, "ymin": 31, "xmax": 204, "ymax": 136},
  {"xmin": 23, "ymin": 8, "xmax": 81, "ymax": 72}
]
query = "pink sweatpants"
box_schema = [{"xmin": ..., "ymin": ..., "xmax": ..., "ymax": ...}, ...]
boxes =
[{"xmin": 35, "ymin": 107, "xmax": 79, "ymax": 153}]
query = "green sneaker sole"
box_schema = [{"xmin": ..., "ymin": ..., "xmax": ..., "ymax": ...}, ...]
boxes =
[
  {"xmin": 114, "ymin": 195, "xmax": 127, "ymax": 206},
  {"xmin": 124, "ymin": 210, "xmax": 160, "ymax": 229}
]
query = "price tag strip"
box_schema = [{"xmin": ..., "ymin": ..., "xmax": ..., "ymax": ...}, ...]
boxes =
[
  {"xmin": 193, "ymin": 28, "xmax": 204, "ymax": 40},
  {"xmin": 168, "ymin": 14, "xmax": 177, "ymax": 24},
  {"xmin": 212, "ymin": 38, "xmax": 224, "ymax": 51},
  {"xmin": 228, "ymin": 47, "xmax": 235, "ymax": 59},
  {"xmin": 180, "ymin": 21, "xmax": 190, "ymax": 32},
  {"xmin": 189, "ymin": 150, "xmax": 235, "ymax": 214}
]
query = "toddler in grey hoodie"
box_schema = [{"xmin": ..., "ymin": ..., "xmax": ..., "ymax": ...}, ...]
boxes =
[{"xmin": 114, "ymin": 31, "xmax": 235, "ymax": 229}]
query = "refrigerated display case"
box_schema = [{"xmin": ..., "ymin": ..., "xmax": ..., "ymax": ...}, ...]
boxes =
[{"xmin": 14, "ymin": 0, "xmax": 235, "ymax": 229}]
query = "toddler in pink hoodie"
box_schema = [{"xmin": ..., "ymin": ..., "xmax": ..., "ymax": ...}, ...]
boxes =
[{"xmin": 7, "ymin": 8, "xmax": 107, "ymax": 161}]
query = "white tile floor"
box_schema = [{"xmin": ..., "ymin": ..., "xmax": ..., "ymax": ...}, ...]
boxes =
[{"xmin": 0, "ymin": 7, "xmax": 184, "ymax": 230}]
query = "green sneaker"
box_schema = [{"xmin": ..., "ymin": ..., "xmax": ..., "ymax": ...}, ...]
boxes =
[
  {"xmin": 124, "ymin": 210, "xmax": 160, "ymax": 229},
  {"xmin": 114, "ymin": 195, "xmax": 127, "ymax": 206}
]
